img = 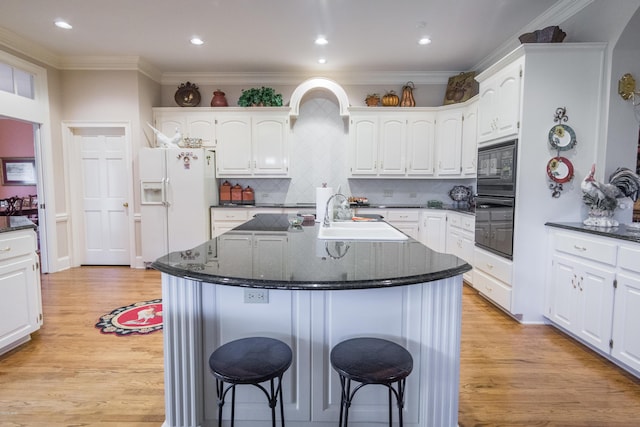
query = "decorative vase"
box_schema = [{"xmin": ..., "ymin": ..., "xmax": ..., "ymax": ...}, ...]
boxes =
[
  {"xmin": 210, "ymin": 90, "xmax": 228, "ymax": 107},
  {"xmin": 583, "ymin": 207, "xmax": 618, "ymax": 227}
]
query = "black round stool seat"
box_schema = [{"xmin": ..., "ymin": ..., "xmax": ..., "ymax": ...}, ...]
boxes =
[
  {"xmin": 209, "ymin": 337, "xmax": 292, "ymax": 427},
  {"xmin": 330, "ymin": 337, "xmax": 413, "ymax": 427}
]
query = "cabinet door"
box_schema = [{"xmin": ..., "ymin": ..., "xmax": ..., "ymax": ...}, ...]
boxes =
[
  {"xmin": 154, "ymin": 112, "xmax": 185, "ymax": 145},
  {"xmin": 349, "ymin": 116, "xmax": 379, "ymax": 175},
  {"xmin": 378, "ymin": 115, "xmax": 407, "ymax": 176},
  {"xmin": 252, "ymin": 115, "xmax": 289, "ymax": 176},
  {"xmin": 419, "ymin": 211, "xmax": 447, "ymax": 252},
  {"xmin": 216, "ymin": 115, "xmax": 252, "ymax": 175},
  {"xmin": 477, "ymin": 83, "xmax": 497, "ymax": 142},
  {"xmin": 0, "ymin": 255, "xmax": 40, "ymax": 352},
  {"xmin": 461, "ymin": 101, "xmax": 478, "ymax": 176},
  {"xmin": 612, "ymin": 272, "xmax": 640, "ymax": 373},
  {"xmin": 186, "ymin": 113, "xmax": 216, "ymax": 147},
  {"xmin": 577, "ymin": 261, "xmax": 615, "ymax": 353},
  {"xmin": 217, "ymin": 233, "xmax": 253, "ymax": 276},
  {"xmin": 406, "ymin": 113, "xmax": 436, "ymax": 176},
  {"xmin": 435, "ymin": 108, "xmax": 463, "ymax": 176},
  {"xmin": 549, "ymin": 255, "xmax": 579, "ymax": 330},
  {"xmin": 253, "ymin": 234, "xmax": 288, "ymax": 280},
  {"xmin": 495, "ymin": 60, "xmax": 522, "ymax": 139}
]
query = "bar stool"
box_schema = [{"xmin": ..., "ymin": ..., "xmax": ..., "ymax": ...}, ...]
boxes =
[
  {"xmin": 330, "ymin": 337, "xmax": 413, "ymax": 427},
  {"xmin": 209, "ymin": 337, "xmax": 292, "ymax": 427}
]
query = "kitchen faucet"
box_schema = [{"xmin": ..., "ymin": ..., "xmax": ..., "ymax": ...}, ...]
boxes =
[{"xmin": 323, "ymin": 193, "xmax": 350, "ymax": 227}]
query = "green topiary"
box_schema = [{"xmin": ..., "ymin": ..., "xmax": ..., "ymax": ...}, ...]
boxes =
[{"xmin": 238, "ymin": 86, "xmax": 283, "ymax": 107}]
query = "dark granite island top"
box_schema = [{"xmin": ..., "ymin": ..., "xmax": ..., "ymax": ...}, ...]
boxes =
[
  {"xmin": 0, "ymin": 216, "xmax": 37, "ymax": 233},
  {"xmin": 155, "ymin": 214, "xmax": 470, "ymax": 427},
  {"xmin": 152, "ymin": 214, "xmax": 471, "ymax": 290}
]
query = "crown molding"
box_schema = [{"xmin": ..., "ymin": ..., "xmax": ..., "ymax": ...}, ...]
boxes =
[
  {"xmin": 0, "ymin": 27, "xmax": 63, "ymax": 69},
  {"xmin": 160, "ymin": 70, "xmax": 456, "ymax": 86},
  {"xmin": 473, "ymin": 0, "xmax": 593, "ymax": 72},
  {"xmin": 59, "ymin": 56, "xmax": 162, "ymax": 81}
]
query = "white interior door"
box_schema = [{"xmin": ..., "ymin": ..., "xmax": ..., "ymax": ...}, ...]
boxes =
[{"xmin": 74, "ymin": 127, "xmax": 130, "ymax": 265}]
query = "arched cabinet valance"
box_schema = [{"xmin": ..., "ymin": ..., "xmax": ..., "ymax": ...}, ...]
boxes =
[{"xmin": 289, "ymin": 77, "xmax": 350, "ymax": 117}]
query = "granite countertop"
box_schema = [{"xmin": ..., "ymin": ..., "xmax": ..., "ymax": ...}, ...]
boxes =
[
  {"xmin": 212, "ymin": 203, "xmax": 475, "ymax": 215},
  {"xmin": 546, "ymin": 222, "xmax": 640, "ymax": 244},
  {"xmin": 0, "ymin": 216, "xmax": 37, "ymax": 233},
  {"xmin": 152, "ymin": 214, "xmax": 471, "ymax": 290}
]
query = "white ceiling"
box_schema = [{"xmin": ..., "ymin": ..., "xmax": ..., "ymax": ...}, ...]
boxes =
[{"xmin": 0, "ymin": 0, "xmax": 579, "ymax": 81}]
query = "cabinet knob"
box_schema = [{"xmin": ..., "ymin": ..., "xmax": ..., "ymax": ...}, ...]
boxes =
[{"xmin": 0, "ymin": 247, "xmax": 11, "ymax": 252}]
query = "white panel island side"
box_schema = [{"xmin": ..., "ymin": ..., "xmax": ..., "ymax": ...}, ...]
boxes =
[{"xmin": 152, "ymin": 214, "xmax": 471, "ymax": 427}]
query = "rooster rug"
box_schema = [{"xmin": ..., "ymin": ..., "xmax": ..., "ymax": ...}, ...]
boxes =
[{"xmin": 95, "ymin": 299, "xmax": 163, "ymax": 336}]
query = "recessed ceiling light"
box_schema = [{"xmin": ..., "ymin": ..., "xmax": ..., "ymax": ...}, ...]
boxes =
[
  {"xmin": 418, "ymin": 37, "xmax": 432, "ymax": 45},
  {"xmin": 315, "ymin": 36, "xmax": 328, "ymax": 45},
  {"xmin": 54, "ymin": 20, "xmax": 72, "ymax": 30},
  {"xmin": 190, "ymin": 37, "xmax": 204, "ymax": 46},
  {"xmin": 318, "ymin": 58, "xmax": 327, "ymax": 64}
]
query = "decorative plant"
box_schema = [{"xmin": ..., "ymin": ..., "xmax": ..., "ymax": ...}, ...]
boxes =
[{"xmin": 238, "ymin": 86, "xmax": 283, "ymax": 107}]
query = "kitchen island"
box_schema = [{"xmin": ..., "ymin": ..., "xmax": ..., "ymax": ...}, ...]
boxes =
[{"xmin": 152, "ymin": 214, "xmax": 471, "ymax": 427}]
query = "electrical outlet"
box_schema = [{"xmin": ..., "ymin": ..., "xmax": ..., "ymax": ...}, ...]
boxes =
[
  {"xmin": 262, "ymin": 193, "xmax": 270, "ymax": 198},
  {"xmin": 383, "ymin": 189, "xmax": 393, "ymax": 197},
  {"xmin": 244, "ymin": 289, "xmax": 269, "ymax": 304},
  {"xmin": 409, "ymin": 192, "xmax": 417, "ymax": 198}
]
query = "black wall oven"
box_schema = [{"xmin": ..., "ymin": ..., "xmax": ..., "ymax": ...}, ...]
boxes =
[{"xmin": 475, "ymin": 140, "xmax": 517, "ymax": 259}]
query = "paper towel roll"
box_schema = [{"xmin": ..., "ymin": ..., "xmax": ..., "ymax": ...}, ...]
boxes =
[{"xmin": 316, "ymin": 187, "xmax": 333, "ymax": 223}]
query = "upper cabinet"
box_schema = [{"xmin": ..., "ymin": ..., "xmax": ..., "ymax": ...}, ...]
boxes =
[
  {"xmin": 154, "ymin": 109, "xmax": 216, "ymax": 147},
  {"xmin": 476, "ymin": 58, "xmax": 523, "ymax": 144},
  {"xmin": 349, "ymin": 110, "xmax": 437, "ymax": 178},
  {"xmin": 153, "ymin": 108, "xmax": 290, "ymax": 178},
  {"xmin": 349, "ymin": 103, "xmax": 478, "ymax": 179}
]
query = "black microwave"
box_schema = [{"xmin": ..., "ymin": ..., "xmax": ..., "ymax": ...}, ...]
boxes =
[{"xmin": 477, "ymin": 140, "xmax": 517, "ymax": 197}]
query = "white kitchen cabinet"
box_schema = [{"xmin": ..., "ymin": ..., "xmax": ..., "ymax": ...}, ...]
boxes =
[
  {"xmin": 474, "ymin": 246, "xmax": 512, "ymax": 312},
  {"xmin": 549, "ymin": 254, "xmax": 615, "ymax": 353},
  {"xmin": 461, "ymin": 100, "xmax": 478, "ymax": 176},
  {"xmin": 446, "ymin": 212, "xmax": 475, "ymax": 283},
  {"xmin": 435, "ymin": 107, "xmax": 463, "ymax": 176},
  {"xmin": 386, "ymin": 209, "xmax": 420, "ymax": 241},
  {"xmin": 546, "ymin": 227, "xmax": 640, "ymax": 378},
  {"xmin": 210, "ymin": 208, "xmax": 250, "ymax": 238},
  {"xmin": 349, "ymin": 109, "xmax": 436, "ymax": 178},
  {"xmin": 476, "ymin": 57, "xmax": 522, "ymax": 144},
  {"xmin": 216, "ymin": 111, "xmax": 290, "ymax": 177},
  {"xmin": 0, "ymin": 228, "xmax": 42, "ymax": 356},
  {"xmin": 153, "ymin": 108, "xmax": 216, "ymax": 147},
  {"xmin": 419, "ymin": 210, "xmax": 447, "ymax": 252},
  {"xmin": 217, "ymin": 231, "xmax": 288, "ymax": 281}
]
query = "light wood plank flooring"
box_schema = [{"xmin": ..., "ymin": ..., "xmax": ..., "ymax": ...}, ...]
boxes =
[{"xmin": 0, "ymin": 267, "xmax": 638, "ymax": 426}]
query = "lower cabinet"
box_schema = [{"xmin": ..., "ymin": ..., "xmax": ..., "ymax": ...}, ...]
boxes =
[
  {"xmin": 473, "ymin": 246, "xmax": 512, "ymax": 312},
  {"xmin": 210, "ymin": 208, "xmax": 250, "ymax": 237},
  {"xmin": 546, "ymin": 227, "xmax": 640, "ymax": 377},
  {"xmin": 0, "ymin": 228, "xmax": 42, "ymax": 356},
  {"xmin": 445, "ymin": 212, "xmax": 475, "ymax": 283},
  {"xmin": 419, "ymin": 210, "xmax": 447, "ymax": 252},
  {"xmin": 217, "ymin": 231, "xmax": 288, "ymax": 281}
]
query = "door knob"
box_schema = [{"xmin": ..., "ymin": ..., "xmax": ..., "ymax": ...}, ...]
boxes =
[{"xmin": 123, "ymin": 202, "xmax": 129, "ymax": 207}]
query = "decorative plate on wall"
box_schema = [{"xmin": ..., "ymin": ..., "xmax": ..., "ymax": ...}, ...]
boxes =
[
  {"xmin": 547, "ymin": 156, "xmax": 574, "ymax": 183},
  {"xmin": 548, "ymin": 124, "xmax": 577, "ymax": 151}
]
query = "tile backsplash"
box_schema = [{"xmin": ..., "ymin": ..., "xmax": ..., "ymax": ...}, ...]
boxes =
[{"xmin": 218, "ymin": 91, "xmax": 474, "ymax": 206}]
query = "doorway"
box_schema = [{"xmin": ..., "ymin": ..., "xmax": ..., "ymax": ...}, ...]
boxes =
[{"xmin": 65, "ymin": 123, "xmax": 134, "ymax": 266}]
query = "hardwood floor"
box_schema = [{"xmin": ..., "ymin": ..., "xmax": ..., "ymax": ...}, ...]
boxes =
[{"xmin": 0, "ymin": 267, "xmax": 638, "ymax": 426}]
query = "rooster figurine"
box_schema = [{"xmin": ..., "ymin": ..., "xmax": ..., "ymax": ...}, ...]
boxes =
[
  {"xmin": 581, "ymin": 163, "xmax": 640, "ymax": 226},
  {"xmin": 146, "ymin": 122, "xmax": 182, "ymax": 148}
]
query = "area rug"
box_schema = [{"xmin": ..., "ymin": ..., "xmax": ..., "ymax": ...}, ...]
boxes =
[{"xmin": 95, "ymin": 299, "xmax": 163, "ymax": 336}]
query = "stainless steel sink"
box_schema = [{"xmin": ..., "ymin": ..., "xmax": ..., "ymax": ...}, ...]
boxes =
[{"xmin": 317, "ymin": 221, "xmax": 408, "ymax": 241}]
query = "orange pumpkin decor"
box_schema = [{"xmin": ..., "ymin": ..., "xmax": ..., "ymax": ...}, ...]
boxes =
[
  {"xmin": 382, "ymin": 90, "xmax": 400, "ymax": 106},
  {"xmin": 400, "ymin": 81, "xmax": 416, "ymax": 107}
]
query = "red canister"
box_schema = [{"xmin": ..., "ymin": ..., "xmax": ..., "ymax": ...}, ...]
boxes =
[
  {"xmin": 231, "ymin": 183, "xmax": 243, "ymax": 203},
  {"xmin": 219, "ymin": 181, "xmax": 231, "ymax": 204}
]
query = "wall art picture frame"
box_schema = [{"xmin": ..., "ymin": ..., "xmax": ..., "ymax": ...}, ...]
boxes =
[
  {"xmin": 1, "ymin": 157, "xmax": 36, "ymax": 185},
  {"xmin": 443, "ymin": 71, "xmax": 479, "ymax": 105}
]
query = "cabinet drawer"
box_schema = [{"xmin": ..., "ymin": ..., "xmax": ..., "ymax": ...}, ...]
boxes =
[
  {"xmin": 0, "ymin": 233, "xmax": 35, "ymax": 261},
  {"xmin": 459, "ymin": 214, "xmax": 475, "ymax": 232},
  {"xmin": 211, "ymin": 209, "xmax": 249, "ymax": 221},
  {"xmin": 386, "ymin": 210, "xmax": 420, "ymax": 222},
  {"xmin": 619, "ymin": 244, "xmax": 640, "ymax": 274},
  {"xmin": 554, "ymin": 232, "xmax": 617, "ymax": 266},
  {"xmin": 474, "ymin": 247, "xmax": 512, "ymax": 285},
  {"xmin": 474, "ymin": 268, "xmax": 512, "ymax": 311}
]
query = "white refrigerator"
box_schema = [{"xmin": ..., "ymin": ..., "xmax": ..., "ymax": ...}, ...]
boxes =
[{"xmin": 139, "ymin": 147, "xmax": 218, "ymax": 264}]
